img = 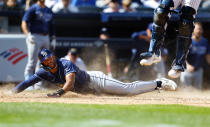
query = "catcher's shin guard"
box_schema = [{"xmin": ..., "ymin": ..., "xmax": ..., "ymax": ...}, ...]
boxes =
[
  {"xmin": 149, "ymin": 0, "xmax": 174, "ymax": 53},
  {"xmin": 168, "ymin": 6, "xmax": 195, "ymax": 78},
  {"xmin": 173, "ymin": 6, "xmax": 195, "ymax": 69},
  {"xmin": 148, "ymin": 24, "xmax": 164, "ymax": 55},
  {"xmin": 140, "ymin": 0, "xmax": 173, "ymax": 65},
  {"xmin": 168, "ymin": 37, "xmax": 191, "ymax": 78}
]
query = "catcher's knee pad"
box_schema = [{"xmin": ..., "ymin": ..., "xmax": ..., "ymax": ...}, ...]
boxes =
[
  {"xmin": 178, "ymin": 6, "xmax": 196, "ymax": 37},
  {"xmin": 154, "ymin": 0, "xmax": 174, "ymax": 26}
]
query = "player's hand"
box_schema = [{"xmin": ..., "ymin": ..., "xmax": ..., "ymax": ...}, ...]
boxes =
[
  {"xmin": 51, "ymin": 39, "xmax": 56, "ymax": 50},
  {"xmin": 26, "ymin": 33, "xmax": 35, "ymax": 44},
  {"xmin": 47, "ymin": 89, "xmax": 65, "ymax": 97}
]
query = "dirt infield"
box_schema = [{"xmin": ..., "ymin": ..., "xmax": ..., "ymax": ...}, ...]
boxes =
[{"xmin": 1, "ymin": 84, "xmax": 210, "ymax": 107}]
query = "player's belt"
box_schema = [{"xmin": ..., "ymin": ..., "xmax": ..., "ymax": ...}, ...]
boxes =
[
  {"xmin": 40, "ymin": 33, "xmax": 48, "ymax": 36},
  {"xmin": 31, "ymin": 32, "xmax": 48, "ymax": 36}
]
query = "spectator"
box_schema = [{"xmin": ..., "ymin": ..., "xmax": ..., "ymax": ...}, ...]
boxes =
[
  {"xmin": 99, "ymin": 27, "xmax": 110, "ymax": 40},
  {"xmin": 45, "ymin": 0, "xmax": 59, "ymax": 8},
  {"xmin": 25, "ymin": 0, "xmax": 36, "ymax": 10},
  {"xmin": 140, "ymin": 0, "xmax": 160, "ymax": 9},
  {"xmin": 21, "ymin": 0, "xmax": 56, "ymax": 90},
  {"xmin": 71, "ymin": 0, "xmax": 96, "ymax": 6},
  {"xmin": 0, "ymin": 0, "xmax": 7, "ymax": 6},
  {"xmin": 119, "ymin": 0, "xmax": 136, "ymax": 12},
  {"xmin": 1, "ymin": 0, "xmax": 22, "ymax": 11},
  {"xmin": 180, "ymin": 22, "xmax": 210, "ymax": 90},
  {"xmin": 132, "ymin": 23, "xmax": 168, "ymax": 78},
  {"xmin": 63, "ymin": 48, "xmax": 87, "ymax": 71},
  {"xmin": 201, "ymin": 0, "xmax": 210, "ymax": 9},
  {"xmin": 52, "ymin": 0, "xmax": 79, "ymax": 13},
  {"xmin": 96, "ymin": 0, "xmax": 110, "ymax": 8},
  {"xmin": 103, "ymin": 0, "xmax": 119, "ymax": 13}
]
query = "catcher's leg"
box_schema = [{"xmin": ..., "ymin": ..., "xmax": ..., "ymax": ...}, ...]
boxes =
[
  {"xmin": 168, "ymin": 6, "xmax": 196, "ymax": 78},
  {"xmin": 140, "ymin": 0, "xmax": 174, "ymax": 66}
]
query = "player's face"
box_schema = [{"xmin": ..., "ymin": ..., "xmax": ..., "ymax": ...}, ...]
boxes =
[
  {"xmin": 193, "ymin": 24, "xmax": 203, "ymax": 37},
  {"xmin": 62, "ymin": 0, "xmax": 69, "ymax": 7},
  {"xmin": 42, "ymin": 56, "xmax": 57, "ymax": 71}
]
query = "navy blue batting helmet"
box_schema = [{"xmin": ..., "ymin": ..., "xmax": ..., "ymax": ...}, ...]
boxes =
[{"xmin": 38, "ymin": 48, "xmax": 53, "ymax": 63}]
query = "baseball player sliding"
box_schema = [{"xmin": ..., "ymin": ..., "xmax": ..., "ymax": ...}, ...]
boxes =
[
  {"xmin": 140, "ymin": 0, "xmax": 202, "ymax": 78},
  {"xmin": 12, "ymin": 49, "xmax": 177, "ymax": 97}
]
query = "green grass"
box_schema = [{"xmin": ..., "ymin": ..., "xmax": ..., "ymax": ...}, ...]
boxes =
[{"xmin": 0, "ymin": 103, "xmax": 210, "ymax": 127}]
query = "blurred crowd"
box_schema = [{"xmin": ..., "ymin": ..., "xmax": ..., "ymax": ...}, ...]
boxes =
[{"xmin": 0, "ymin": 0, "xmax": 210, "ymax": 13}]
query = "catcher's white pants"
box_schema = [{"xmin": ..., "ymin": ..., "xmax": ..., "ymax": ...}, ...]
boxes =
[
  {"xmin": 172, "ymin": 0, "xmax": 201, "ymax": 12},
  {"xmin": 162, "ymin": 0, "xmax": 201, "ymax": 35},
  {"xmin": 87, "ymin": 71, "xmax": 157, "ymax": 95},
  {"xmin": 24, "ymin": 33, "xmax": 50, "ymax": 77}
]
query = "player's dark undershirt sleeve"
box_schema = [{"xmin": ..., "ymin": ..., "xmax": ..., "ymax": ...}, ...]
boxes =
[{"xmin": 12, "ymin": 75, "xmax": 41, "ymax": 93}]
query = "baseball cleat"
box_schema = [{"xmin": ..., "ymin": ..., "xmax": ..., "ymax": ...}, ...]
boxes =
[
  {"xmin": 158, "ymin": 78, "xmax": 177, "ymax": 91},
  {"xmin": 140, "ymin": 53, "xmax": 161, "ymax": 66},
  {"xmin": 168, "ymin": 69, "xmax": 181, "ymax": 78},
  {"xmin": 168, "ymin": 64, "xmax": 184, "ymax": 78}
]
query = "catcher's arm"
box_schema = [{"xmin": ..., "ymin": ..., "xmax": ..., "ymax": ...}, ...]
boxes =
[{"xmin": 47, "ymin": 72, "xmax": 75, "ymax": 97}]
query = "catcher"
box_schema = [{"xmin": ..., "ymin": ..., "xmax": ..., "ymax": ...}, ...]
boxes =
[
  {"xmin": 12, "ymin": 49, "xmax": 177, "ymax": 97},
  {"xmin": 140, "ymin": 0, "xmax": 202, "ymax": 78}
]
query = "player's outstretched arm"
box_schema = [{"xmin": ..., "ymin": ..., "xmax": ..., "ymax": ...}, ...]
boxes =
[
  {"xmin": 47, "ymin": 72, "xmax": 75, "ymax": 97},
  {"xmin": 11, "ymin": 75, "xmax": 41, "ymax": 93}
]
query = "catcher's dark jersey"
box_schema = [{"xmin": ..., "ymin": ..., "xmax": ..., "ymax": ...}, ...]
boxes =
[{"xmin": 13, "ymin": 58, "xmax": 89, "ymax": 93}]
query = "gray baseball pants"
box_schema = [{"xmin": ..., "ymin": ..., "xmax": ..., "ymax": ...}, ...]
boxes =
[
  {"xmin": 87, "ymin": 71, "xmax": 157, "ymax": 95},
  {"xmin": 24, "ymin": 33, "xmax": 50, "ymax": 78}
]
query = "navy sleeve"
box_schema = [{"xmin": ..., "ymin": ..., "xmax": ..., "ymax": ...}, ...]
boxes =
[
  {"xmin": 12, "ymin": 75, "xmax": 41, "ymax": 93},
  {"xmin": 131, "ymin": 31, "xmax": 147, "ymax": 40},
  {"xmin": 22, "ymin": 6, "xmax": 34, "ymax": 22},
  {"xmin": 131, "ymin": 32, "xmax": 140, "ymax": 40},
  {"xmin": 63, "ymin": 61, "xmax": 77, "ymax": 76}
]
